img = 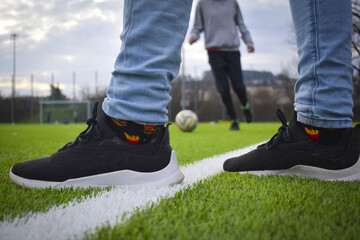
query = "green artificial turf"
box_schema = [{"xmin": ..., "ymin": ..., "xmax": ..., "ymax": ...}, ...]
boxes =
[
  {"xmin": 171, "ymin": 122, "xmax": 277, "ymax": 165},
  {"xmin": 86, "ymin": 173, "xmax": 360, "ymax": 240},
  {"xmin": 0, "ymin": 122, "xmax": 276, "ymax": 221}
]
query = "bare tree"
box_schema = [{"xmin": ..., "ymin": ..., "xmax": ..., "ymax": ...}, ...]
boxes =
[{"xmin": 80, "ymin": 87, "xmax": 107, "ymax": 102}]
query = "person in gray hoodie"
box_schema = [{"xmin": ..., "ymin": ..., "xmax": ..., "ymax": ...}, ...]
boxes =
[{"xmin": 189, "ymin": 0, "xmax": 255, "ymax": 131}]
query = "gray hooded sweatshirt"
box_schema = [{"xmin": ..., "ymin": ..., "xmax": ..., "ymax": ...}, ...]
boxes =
[{"xmin": 190, "ymin": 0, "xmax": 254, "ymax": 51}]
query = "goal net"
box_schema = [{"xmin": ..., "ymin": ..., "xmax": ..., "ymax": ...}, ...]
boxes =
[{"xmin": 39, "ymin": 100, "xmax": 91, "ymax": 124}]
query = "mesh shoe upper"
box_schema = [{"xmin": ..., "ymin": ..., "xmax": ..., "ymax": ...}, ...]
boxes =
[
  {"xmin": 224, "ymin": 110, "xmax": 360, "ymax": 172},
  {"xmin": 11, "ymin": 102, "xmax": 173, "ymax": 182}
]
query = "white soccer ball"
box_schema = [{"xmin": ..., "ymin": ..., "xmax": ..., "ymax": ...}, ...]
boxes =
[{"xmin": 175, "ymin": 110, "xmax": 198, "ymax": 132}]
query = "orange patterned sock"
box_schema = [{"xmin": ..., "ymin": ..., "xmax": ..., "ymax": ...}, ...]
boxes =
[
  {"xmin": 303, "ymin": 127, "xmax": 320, "ymax": 142},
  {"xmin": 298, "ymin": 123, "xmax": 345, "ymax": 146},
  {"xmin": 109, "ymin": 118, "xmax": 156, "ymax": 145}
]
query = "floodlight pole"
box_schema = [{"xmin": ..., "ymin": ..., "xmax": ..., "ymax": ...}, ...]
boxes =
[
  {"xmin": 73, "ymin": 71, "xmax": 76, "ymax": 100},
  {"xmin": 51, "ymin": 73, "xmax": 54, "ymax": 86},
  {"xmin": 31, "ymin": 74, "xmax": 34, "ymax": 123},
  {"xmin": 95, "ymin": 70, "xmax": 98, "ymax": 97},
  {"xmin": 10, "ymin": 33, "xmax": 17, "ymax": 124}
]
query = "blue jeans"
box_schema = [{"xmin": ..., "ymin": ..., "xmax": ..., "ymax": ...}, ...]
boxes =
[
  {"xmin": 102, "ymin": 0, "xmax": 193, "ymax": 125},
  {"xmin": 290, "ymin": 0, "xmax": 353, "ymax": 128},
  {"xmin": 104, "ymin": 0, "xmax": 353, "ymax": 128}
]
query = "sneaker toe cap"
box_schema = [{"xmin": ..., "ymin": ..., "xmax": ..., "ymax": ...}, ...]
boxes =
[
  {"xmin": 223, "ymin": 148, "xmax": 269, "ymax": 172},
  {"xmin": 223, "ymin": 157, "xmax": 251, "ymax": 172},
  {"xmin": 11, "ymin": 157, "xmax": 52, "ymax": 180}
]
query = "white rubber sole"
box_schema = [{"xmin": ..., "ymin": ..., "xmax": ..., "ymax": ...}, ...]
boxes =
[
  {"xmin": 242, "ymin": 155, "xmax": 360, "ymax": 181},
  {"xmin": 9, "ymin": 150, "xmax": 185, "ymax": 189}
]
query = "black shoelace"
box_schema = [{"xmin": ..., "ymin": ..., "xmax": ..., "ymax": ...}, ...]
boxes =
[
  {"xmin": 59, "ymin": 102, "xmax": 102, "ymax": 151},
  {"xmin": 265, "ymin": 109, "xmax": 292, "ymax": 150}
]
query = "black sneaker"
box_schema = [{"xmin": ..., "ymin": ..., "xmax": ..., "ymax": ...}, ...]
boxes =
[
  {"xmin": 230, "ymin": 120, "xmax": 239, "ymax": 131},
  {"xmin": 9, "ymin": 102, "xmax": 184, "ymax": 188},
  {"xmin": 242, "ymin": 103, "xmax": 252, "ymax": 123},
  {"xmin": 223, "ymin": 109, "xmax": 360, "ymax": 181}
]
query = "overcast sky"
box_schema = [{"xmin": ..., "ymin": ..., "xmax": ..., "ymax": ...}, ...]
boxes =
[{"xmin": 0, "ymin": 0, "xmax": 297, "ymax": 98}]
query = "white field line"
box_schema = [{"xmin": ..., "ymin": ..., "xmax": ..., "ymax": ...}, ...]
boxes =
[{"xmin": 0, "ymin": 144, "xmax": 259, "ymax": 240}]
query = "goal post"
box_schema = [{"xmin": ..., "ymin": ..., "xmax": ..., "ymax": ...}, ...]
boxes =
[{"xmin": 39, "ymin": 100, "xmax": 91, "ymax": 124}]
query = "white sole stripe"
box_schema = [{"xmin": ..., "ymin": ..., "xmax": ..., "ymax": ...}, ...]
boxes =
[
  {"xmin": 247, "ymin": 155, "xmax": 360, "ymax": 181},
  {"xmin": 9, "ymin": 151, "xmax": 185, "ymax": 188}
]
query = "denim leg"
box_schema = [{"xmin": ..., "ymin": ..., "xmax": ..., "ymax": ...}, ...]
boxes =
[
  {"xmin": 102, "ymin": 0, "xmax": 193, "ymax": 125},
  {"xmin": 290, "ymin": 0, "xmax": 353, "ymax": 128},
  {"xmin": 208, "ymin": 51, "xmax": 237, "ymax": 120},
  {"xmin": 227, "ymin": 51, "xmax": 248, "ymax": 106}
]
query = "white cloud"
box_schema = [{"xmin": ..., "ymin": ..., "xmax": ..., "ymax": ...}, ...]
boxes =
[
  {"xmin": 239, "ymin": 0, "xmax": 289, "ymax": 9},
  {"xmin": 55, "ymin": 54, "xmax": 75, "ymax": 63},
  {"xmin": 0, "ymin": 0, "xmax": 297, "ymax": 98},
  {"xmin": 93, "ymin": 0, "xmax": 116, "ymax": 2},
  {"xmin": 0, "ymin": 0, "xmax": 122, "ymax": 47},
  {"xmin": 0, "ymin": 19, "xmax": 18, "ymax": 35}
]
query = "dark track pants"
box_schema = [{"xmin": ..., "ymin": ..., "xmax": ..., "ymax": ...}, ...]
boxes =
[{"xmin": 208, "ymin": 50, "xmax": 248, "ymax": 120}]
